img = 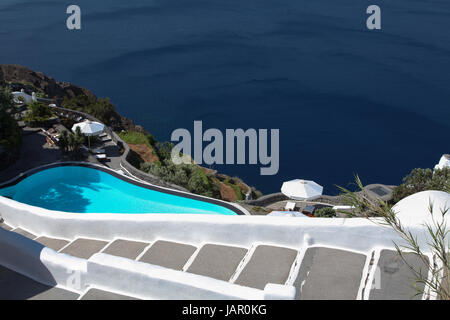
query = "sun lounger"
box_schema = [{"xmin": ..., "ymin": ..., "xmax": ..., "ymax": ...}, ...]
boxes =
[
  {"xmin": 95, "ymin": 154, "xmax": 107, "ymax": 161},
  {"xmin": 285, "ymin": 201, "xmax": 296, "ymax": 211},
  {"xmin": 92, "ymin": 148, "xmax": 105, "ymax": 154},
  {"xmin": 46, "ymin": 137, "xmax": 55, "ymax": 146},
  {"xmin": 42, "ymin": 129, "xmax": 59, "ymax": 144},
  {"xmin": 98, "ymin": 132, "xmax": 108, "ymax": 138}
]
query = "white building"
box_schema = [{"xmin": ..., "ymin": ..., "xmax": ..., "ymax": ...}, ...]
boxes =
[
  {"xmin": 434, "ymin": 154, "xmax": 450, "ymax": 170},
  {"xmin": 12, "ymin": 89, "xmax": 37, "ymax": 104}
]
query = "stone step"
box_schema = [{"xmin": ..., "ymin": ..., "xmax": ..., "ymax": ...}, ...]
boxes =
[
  {"xmin": 102, "ymin": 239, "xmax": 150, "ymax": 260},
  {"xmin": 234, "ymin": 245, "xmax": 298, "ymax": 290},
  {"xmin": 293, "ymin": 247, "xmax": 367, "ymax": 300},
  {"xmin": 0, "ymin": 221, "xmax": 12, "ymax": 231},
  {"xmin": 368, "ymin": 249, "xmax": 428, "ymax": 300},
  {"xmin": 60, "ymin": 238, "xmax": 109, "ymax": 259},
  {"xmin": 0, "ymin": 265, "xmax": 79, "ymax": 300},
  {"xmin": 186, "ymin": 244, "xmax": 248, "ymax": 281},
  {"xmin": 80, "ymin": 288, "xmax": 140, "ymax": 300},
  {"xmin": 12, "ymin": 228, "xmax": 36, "ymax": 240},
  {"xmin": 35, "ymin": 236, "xmax": 70, "ymax": 251},
  {"xmin": 138, "ymin": 240, "xmax": 197, "ymax": 271}
]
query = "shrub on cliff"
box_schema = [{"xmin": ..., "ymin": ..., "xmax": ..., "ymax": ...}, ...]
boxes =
[
  {"xmin": 188, "ymin": 169, "xmax": 213, "ymax": 198},
  {"xmin": 0, "ymin": 87, "xmax": 22, "ymax": 168},
  {"xmin": 314, "ymin": 207, "xmax": 336, "ymax": 218},
  {"xmin": 155, "ymin": 141, "xmax": 175, "ymax": 161},
  {"xmin": 62, "ymin": 95, "xmax": 116, "ymax": 125},
  {"xmin": 23, "ymin": 101, "xmax": 55, "ymax": 125},
  {"xmin": 118, "ymin": 130, "xmax": 156, "ymax": 147},
  {"xmin": 392, "ymin": 167, "xmax": 450, "ymax": 203},
  {"xmin": 140, "ymin": 159, "xmax": 215, "ymax": 197},
  {"xmin": 0, "ymin": 86, "xmax": 15, "ymax": 113}
]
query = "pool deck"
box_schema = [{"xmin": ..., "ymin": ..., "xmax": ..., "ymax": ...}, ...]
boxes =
[{"xmin": 0, "ymin": 125, "xmax": 122, "ymax": 184}]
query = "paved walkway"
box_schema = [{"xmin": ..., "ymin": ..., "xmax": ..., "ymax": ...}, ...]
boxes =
[
  {"xmin": 0, "ymin": 128, "xmax": 61, "ymax": 183},
  {"xmin": 0, "ymin": 126, "xmax": 122, "ymax": 184}
]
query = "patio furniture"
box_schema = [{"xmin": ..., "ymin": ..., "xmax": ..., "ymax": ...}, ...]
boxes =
[
  {"xmin": 100, "ymin": 135, "xmax": 112, "ymax": 142},
  {"xmin": 95, "ymin": 154, "xmax": 107, "ymax": 161},
  {"xmin": 302, "ymin": 205, "xmax": 316, "ymax": 217},
  {"xmin": 72, "ymin": 120, "xmax": 105, "ymax": 149},
  {"xmin": 92, "ymin": 148, "xmax": 105, "ymax": 154},
  {"xmin": 42, "ymin": 129, "xmax": 59, "ymax": 144},
  {"xmin": 284, "ymin": 201, "xmax": 296, "ymax": 211}
]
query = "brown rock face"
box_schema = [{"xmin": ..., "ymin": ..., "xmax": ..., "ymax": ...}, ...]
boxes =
[
  {"xmin": 0, "ymin": 64, "xmax": 134, "ymax": 132},
  {"xmin": 0, "ymin": 64, "xmax": 95, "ymax": 100}
]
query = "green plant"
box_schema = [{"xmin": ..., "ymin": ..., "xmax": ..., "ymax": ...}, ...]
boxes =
[
  {"xmin": 56, "ymin": 128, "xmax": 84, "ymax": 154},
  {"xmin": 224, "ymin": 180, "xmax": 245, "ymax": 201},
  {"xmin": 0, "ymin": 87, "xmax": 15, "ymax": 113},
  {"xmin": 155, "ymin": 141, "xmax": 176, "ymax": 162},
  {"xmin": 392, "ymin": 168, "xmax": 450, "ymax": 203},
  {"xmin": 23, "ymin": 101, "xmax": 54, "ymax": 124},
  {"xmin": 314, "ymin": 207, "xmax": 336, "ymax": 217},
  {"xmin": 56, "ymin": 130, "xmax": 70, "ymax": 153},
  {"xmin": 338, "ymin": 175, "xmax": 450, "ymax": 300},
  {"xmin": 188, "ymin": 169, "xmax": 213, "ymax": 198},
  {"xmin": 0, "ymin": 87, "xmax": 22, "ymax": 162},
  {"xmin": 140, "ymin": 159, "xmax": 215, "ymax": 197},
  {"xmin": 62, "ymin": 95, "xmax": 116, "ymax": 125},
  {"xmin": 119, "ymin": 131, "xmax": 156, "ymax": 147}
]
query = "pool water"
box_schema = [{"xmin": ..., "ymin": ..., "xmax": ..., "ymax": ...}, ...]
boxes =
[{"xmin": 0, "ymin": 166, "xmax": 237, "ymax": 215}]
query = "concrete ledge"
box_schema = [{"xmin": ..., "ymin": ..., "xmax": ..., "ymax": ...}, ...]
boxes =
[
  {"xmin": 263, "ymin": 284, "xmax": 296, "ymax": 300},
  {"xmin": 0, "ymin": 228, "xmax": 87, "ymax": 293},
  {"xmin": 0, "ymin": 195, "xmax": 409, "ymax": 252}
]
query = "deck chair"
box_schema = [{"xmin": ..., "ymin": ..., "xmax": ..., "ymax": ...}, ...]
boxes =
[
  {"xmin": 95, "ymin": 154, "xmax": 107, "ymax": 161},
  {"xmin": 285, "ymin": 201, "xmax": 296, "ymax": 211},
  {"xmin": 92, "ymin": 148, "xmax": 105, "ymax": 154}
]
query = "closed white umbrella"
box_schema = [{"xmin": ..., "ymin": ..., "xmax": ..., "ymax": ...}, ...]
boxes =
[
  {"xmin": 72, "ymin": 120, "xmax": 105, "ymax": 148},
  {"xmin": 281, "ymin": 179, "xmax": 323, "ymax": 201}
]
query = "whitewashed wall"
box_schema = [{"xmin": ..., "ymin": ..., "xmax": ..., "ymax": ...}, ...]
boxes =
[{"xmin": 0, "ymin": 195, "xmax": 407, "ymax": 252}]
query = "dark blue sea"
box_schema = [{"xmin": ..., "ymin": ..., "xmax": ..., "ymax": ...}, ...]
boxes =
[{"xmin": 1, "ymin": 0, "xmax": 449, "ymax": 194}]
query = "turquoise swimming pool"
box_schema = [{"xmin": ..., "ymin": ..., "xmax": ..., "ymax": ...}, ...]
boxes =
[{"xmin": 0, "ymin": 165, "xmax": 239, "ymax": 215}]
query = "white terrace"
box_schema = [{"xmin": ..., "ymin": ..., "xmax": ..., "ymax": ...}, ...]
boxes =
[{"xmin": 1, "ymin": 179, "xmax": 448, "ymax": 300}]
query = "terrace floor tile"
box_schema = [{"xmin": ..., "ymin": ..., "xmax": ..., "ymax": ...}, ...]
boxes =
[
  {"xmin": 12, "ymin": 228, "xmax": 36, "ymax": 239},
  {"xmin": 81, "ymin": 288, "xmax": 140, "ymax": 300},
  {"xmin": 294, "ymin": 247, "xmax": 367, "ymax": 300},
  {"xmin": 234, "ymin": 245, "xmax": 298, "ymax": 290},
  {"xmin": 102, "ymin": 239, "xmax": 150, "ymax": 260},
  {"xmin": 35, "ymin": 237, "xmax": 70, "ymax": 251},
  {"xmin": 369, "ymin": 250, "xmax": 428, "ymax": 300},
  {"xmin": 0, "ymin": 222, "xmax": 12, "ymax": 231},
  {"xmin": 186, "ymin": 244, "xmax": 248, "ymax": 281},
  {"xmin": 138, "ymin": 240, "xmax": 196, "ymax": 271},
  {"xmin": 60, "ymin": 238, "xmax": 109, "ymax": 259}
]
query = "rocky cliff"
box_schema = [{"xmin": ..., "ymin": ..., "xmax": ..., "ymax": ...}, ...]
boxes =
[
  {"xmin": 0, "ymin": 64, "xmax": 262, "ymax": 201},
  {"xmin": 0, "ymin": 64, "xmax": 140, "ymax": 133}
]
